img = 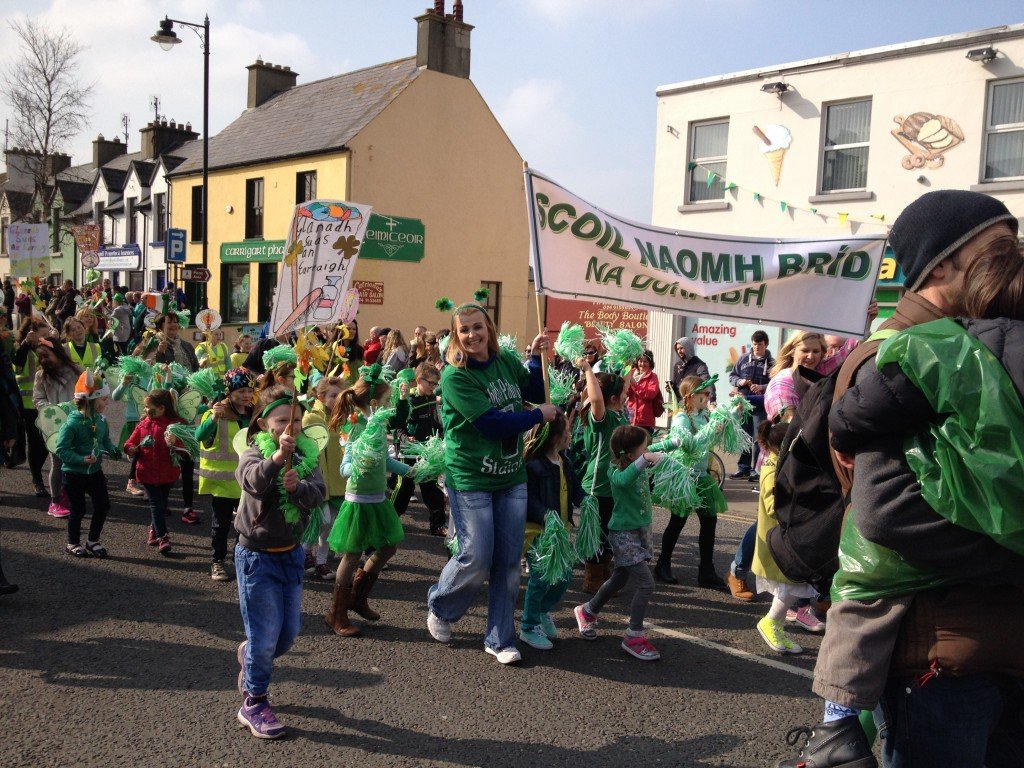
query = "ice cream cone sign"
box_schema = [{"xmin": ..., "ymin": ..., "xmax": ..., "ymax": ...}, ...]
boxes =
[{"xmin": 753, "ymin": 125, "xmax": 792, "ymax": 186}]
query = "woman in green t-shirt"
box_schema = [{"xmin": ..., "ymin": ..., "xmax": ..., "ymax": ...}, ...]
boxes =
[{"xmin": 426, "ymin": 304, "xmax": 557, "ymax": 665}]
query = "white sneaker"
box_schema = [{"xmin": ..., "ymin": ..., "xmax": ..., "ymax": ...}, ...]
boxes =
[
  {"xmin": 485, "ymin": 646, "xmax": 522, "ymax": 664},
  {"xmin": 427, "ymin": 611, "xmax": 451, "ymax": 642}
]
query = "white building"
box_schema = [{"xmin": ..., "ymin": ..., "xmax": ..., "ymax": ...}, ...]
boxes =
[{"xmin": 648, "ymin": 23, "xmax": 1024, "ymax": 395}]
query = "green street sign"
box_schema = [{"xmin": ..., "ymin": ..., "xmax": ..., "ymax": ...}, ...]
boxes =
[
  {"xmin": 220, "ymin": 240, "xmax": 286, "ymax": 263},
  {"xmin": 361, "ymin": 214, "xmax": 425, "ymax": 262}
]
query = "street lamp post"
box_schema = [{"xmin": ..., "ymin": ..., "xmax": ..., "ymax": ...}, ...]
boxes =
[{"xmin": 151, "ymin": 14, "xmax": 209, "ymax": 306}]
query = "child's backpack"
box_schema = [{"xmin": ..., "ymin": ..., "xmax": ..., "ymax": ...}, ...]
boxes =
[
  {"xmin": 766, "ymin": 367, "xmax": 845, "ymax": 586},
  {"xmin": 767, "ymin": 329, "xmax": 897, "ymax": 588}
]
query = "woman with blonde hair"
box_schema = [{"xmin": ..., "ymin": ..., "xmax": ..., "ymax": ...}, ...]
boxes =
[
  {"xmin": 426, "ymin": 298, "xmax": 557, "ymax": 664},
  {"xmin": 764, "ymin": 331, "xmax": 855, "ymax": 423},
  {"xmin": 381, "ymin": 329, "xmax": 410, "ymax": 372}
]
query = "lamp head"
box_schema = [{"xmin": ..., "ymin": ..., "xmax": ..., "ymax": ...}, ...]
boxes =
[
  {"xmin": 965, "ymin": 47, "xmax": 998, "ymax": 63},
  {"xmin": 760, "ymin": 81, "xmax": 791, "ymax": 96},
  {"xmin": 151, "ymin": 17, "xmax": 181, "ymax": 51}
]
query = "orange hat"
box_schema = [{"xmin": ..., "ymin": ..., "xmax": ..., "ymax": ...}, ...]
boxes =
[{"xmin": 74, "ymin": 370, "xmax": 110, "ymax": 400}]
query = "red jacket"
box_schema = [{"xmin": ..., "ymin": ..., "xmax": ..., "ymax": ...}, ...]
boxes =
[
  {"xmin": 627, "ymin": 370, "xmax": 660, "ymax": 428},
  {"xmin": 125, "ymin": 415, "xmax": 185, "ymax": 485},
  {"xmin": 363, "ymin": 338, "xmax": 382, "ymax": 364}
]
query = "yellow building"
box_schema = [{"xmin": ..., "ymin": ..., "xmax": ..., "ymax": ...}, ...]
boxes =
[{"xmin": 166, "ymin": 7, "xmax": 531, "ymax": 343}]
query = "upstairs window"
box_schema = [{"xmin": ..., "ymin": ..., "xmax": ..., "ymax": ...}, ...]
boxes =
[
  {"xmin": 190, "ymin": 186, "xmax": 204, "ymax": 242},
  {"xmin": 983, "ymin": 78, "xmax": 1024, "ymax": 181},
  {"xmin": 687, "ymin": 119, "xmax": 729, "ymax": 202},
  {"xmin": 821, "ymin": 99, "xmax": 872, "ymax": 192},
  {"xmin": 246, "ymin": 178, "xmax": 264, "ymax": 239},
  {"xmin": 296, "ymin": 171, "xmax": 317, "ymax": 204}
]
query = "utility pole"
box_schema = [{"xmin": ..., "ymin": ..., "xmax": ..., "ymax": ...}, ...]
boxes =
[{"xmin": 120, "ymin": 113, "xmax": 130, "ymax": 146}]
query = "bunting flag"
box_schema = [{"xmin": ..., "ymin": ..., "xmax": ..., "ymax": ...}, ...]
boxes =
[{"xmin": 684, "ymin": 159, "xmax": 890, "ymax": 231}]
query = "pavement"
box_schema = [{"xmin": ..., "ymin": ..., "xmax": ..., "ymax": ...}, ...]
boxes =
[{"xmin": 0, "ymin": 401, "xmax": 824, "ymax": 768}]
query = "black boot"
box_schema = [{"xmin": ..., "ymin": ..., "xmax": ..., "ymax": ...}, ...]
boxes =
[
  {"xmin": 696, "ymin": 514, "xmax": 725, "ymax": 588},
  {"xmin": 775, "ymin": 716, "xmax": 877, "ymax": 768},
  {"xmin": 653, "ymin": 558, "xmax": 678, "ymax": 584}
]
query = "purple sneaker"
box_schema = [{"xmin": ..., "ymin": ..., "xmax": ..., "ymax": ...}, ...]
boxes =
[{"xmin": 237, "ymin": 696, "xmax": 285, "ymax": 739}]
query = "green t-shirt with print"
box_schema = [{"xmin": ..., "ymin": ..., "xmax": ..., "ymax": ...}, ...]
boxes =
[
  {"xmin": 441, "ymin": 349, "xmax": 532, "ymax": 491},
  {"xmin": 582, "ymin": 408, "xmax": 628, "ymax": 498}
]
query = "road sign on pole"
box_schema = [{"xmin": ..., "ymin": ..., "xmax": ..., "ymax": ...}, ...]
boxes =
[
  {"xmin": 181, "ymin": 267, "xmax": 211, "ymax": 282},
  {"xmin": 166, "ymin": 228, "xmax": 187, "ymax": 264}
]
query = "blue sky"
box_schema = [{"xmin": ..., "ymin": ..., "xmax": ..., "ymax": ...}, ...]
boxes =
[{"xmin": 1, "ymin": 0, "xmax": 1021, "ymax": 221}]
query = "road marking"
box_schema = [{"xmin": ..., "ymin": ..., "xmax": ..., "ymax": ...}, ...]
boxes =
[{"xmin": 646, "ymin": 621, "xmax": 815, "ymax": 680}]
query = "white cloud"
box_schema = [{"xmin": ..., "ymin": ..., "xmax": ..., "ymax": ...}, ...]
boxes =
[
  {"xmin": 520, "ymin": 0, "xmax": 675, "ymax": 25},
  {"xmin": 494, "ymin": 79, "xmax": 579, "ymax": 161}
]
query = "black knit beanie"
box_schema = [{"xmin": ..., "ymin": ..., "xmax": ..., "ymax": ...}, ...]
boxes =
[{"xmin": 889, "ymin": 190, "xmax": 1018, "ymax": 292}]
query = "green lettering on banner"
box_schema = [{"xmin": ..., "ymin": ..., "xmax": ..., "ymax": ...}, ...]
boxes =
[
  {"xmin": 701, "ymin": 252, "xmax": 731, "ymax": 283},
  {"xmin": 608, "ymin": 226, "xmax": 630, "ymax": 259},
  {"xmin": 220, "ymin": 240, "xmax": 287, "ymax": 263},
  {"xmin": 585, "ymin": 257, "xmax": 623, "ymax": 286},
  {"xmin": 778, "ymin": 253, "xmax": 804, "ymax": 278},
  {"xmin": 806, "ymin": 252, "xmax": 832, "ymax": 274},
  {"xmin": 841, "ymin": 251, "xmax": 871, "ymax": 280},
  {"xmin": 534, "ymin": 193, "xmax": 550, "ymax": 228},
  {"xmin": 676, "ymin": 250, "xmax": 698, "ymax": 279},
  {"xmin": 570, "ymin": 213, "xmax": 603, "ymax": 240},
  {"xmin": 743, "ymin": 284, "xmax": 767, "ymax": 307},
  {"xmin": 635, "ymin": 239, "xmax": 658, "ymax": 268},
  {"xmin": 734, "ymin": 254, "xmax": 763, "ymax": 283},
  {"xmin": 548, "ymin": 203, "xmax": 575, "ymax": 234},
  {"xmin": 658, "ymin": 246, "xmax": 680, "ymax": 275}
]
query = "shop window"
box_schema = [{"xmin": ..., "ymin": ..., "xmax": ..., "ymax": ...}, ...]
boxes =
[
  {"xmin": 221, "ymin": 264, "xmax": 250, "ymax": 323},
  {"xmin": 257, "ymin": 262, "xmax": 279, "ymax": 323}
]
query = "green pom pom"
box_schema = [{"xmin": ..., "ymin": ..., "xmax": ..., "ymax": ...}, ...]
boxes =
[
  {"xmin": 113, "ymin": 356, "xmax": 154, "ymax": 387},
  {"xmin": 473, "ymin": 287, "xmax": 490, "ymax": 303},
  {"xmin": 406, "ymin": 435, "xmax": 446, "ymax": 482},
  {"xmin": 300, "ymin": 505, "xmax": 324, "ymax": 546},
  {"xmin": 573, "ymin": 495, "xmax": 603, "ymax": 560},
  {"xmin": 165, "ymin": 423, "xmax": 201, "ymax": 461},
  {"xmin": 348, "ymin": 406, "xmax": 396, "ymax": 479},
  {"xmin": 600, "ymin": 326, "xmax": 645, "ymax": 372},
  {"xmin": 435, "ymin": 297, "xmax": 454, "ymax": 312},
  {"xmin": 549, "ymin": 366, "xmax": 577, "ymax": 407},
  {"xmin": 263, "ymin": 344, "xmax": 298, "ymax": 372},
  {"xmin": 709, "ymin": 395, "xmax": 754, "ymax": 455},
  {"xmin": 446, "ymin": 532, "xmax": 460, "ymax": 558},
  {"xmin": 498, "ymin": 334, "xmax": 519, "ymax": 356},
  {"xmin": 186, "ymin": 368, "xmax": 225, "ymax": 401},
  {"xmin": 554, "ymin": 322, "xmax": 586, "ymax": 363},
  {"xmin": 650, "ymin": 456, "xmax": 700, "ymax": 511},
  {"xmin": 532, "ymin": 511, "xmax": 575, "ymax": 585}
]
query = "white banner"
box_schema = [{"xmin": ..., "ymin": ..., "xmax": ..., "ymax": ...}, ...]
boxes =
[
  {"xmin": 269, "ymin": 200, "xmax": 373, "ymax": 335},
  {"xmin": 8, "ymin": 223, "xmax": 51, "ymax": 280},
  {"xmin": 526, "ymin": 170, "xmax": 888, "ymax": 336}
]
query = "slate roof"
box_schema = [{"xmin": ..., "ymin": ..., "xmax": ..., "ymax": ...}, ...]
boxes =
[
  {"xmin": 99, "ymin": 167, "xmax": 128, "ymax": 192},
  {"xmin": 169, "ymin": 57, "xmax": 422, "ymax": 176}
]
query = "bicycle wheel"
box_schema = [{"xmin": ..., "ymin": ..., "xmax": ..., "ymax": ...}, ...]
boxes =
[{"xmin": 707, "ymin": 451, "xmax": 726, "ymax": 489}]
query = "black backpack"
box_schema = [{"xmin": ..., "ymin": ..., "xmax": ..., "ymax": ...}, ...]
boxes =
[{"xmin": 766, "ymin": 366, "xmax": 845, "ymax": 587}]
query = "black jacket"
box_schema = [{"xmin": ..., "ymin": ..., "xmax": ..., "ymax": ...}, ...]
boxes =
[
  {"xmin": 405, "ymin": 394, "xmax": 442, "ymax": 441},
  {"xmin": 671, "ymin": 355, "xmax": 715, "ymax": 403},
  {"xmin": 830, "ymin": 317, "xmax": 1024, "ymax": 585},
  {"xmin": 525, "ymin": 453, "xmax": 585, "ymax": 526}
]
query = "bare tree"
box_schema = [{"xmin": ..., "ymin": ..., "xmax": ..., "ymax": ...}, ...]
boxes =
[{"xmin": 2, "ymin": 18, "xmax": 93, "ymax": 220}]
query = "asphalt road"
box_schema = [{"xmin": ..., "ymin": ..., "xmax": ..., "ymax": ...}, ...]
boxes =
[{"xmin": 0, "ymin": 402, "xmax": 824, "ymax": 768}]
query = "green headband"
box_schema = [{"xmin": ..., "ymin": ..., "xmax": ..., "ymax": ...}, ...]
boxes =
[
  {"xmin": 692, "ymin": 374, "xmax": 719, "ymax": 395},
  {"xmin": 260, "ymin": 397, "xmax": 295, "ymax": 419}
]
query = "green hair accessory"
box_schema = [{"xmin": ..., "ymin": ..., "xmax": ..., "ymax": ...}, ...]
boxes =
[
  {"xmin": 262, "ymin": 344, "xmax": 297, "ymax": 372},
  {"xmin": 260, "ymin": 397, "xmax": 295, "ymax": 419},
  {"xmin": 473, "ymin": 287, "xmax": 490, "ymax": 303},
  {"xmin": 692, "ymin": 374, "xmax": 718, "ymax": 395},
  {"xmin": 358, "ymin": 362, "xmax": 395, "ymax": 387},
  {"xmin": 435, "ymin": 298, "xmax": 454, "ymax": 312}
]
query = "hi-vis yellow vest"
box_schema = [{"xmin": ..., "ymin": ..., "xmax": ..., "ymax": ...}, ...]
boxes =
[
  {"xmin": 198, "ymin": 342, "xmax": 230, "ymax": 377},
  {"xmin": 65, "ymin": 341, "xmax": 101, "ymax": 370},
  {"xmin": 15, "ymin": 350, "xmax": 37, "ymax": 410},
  {"xmin": 198, "ymin": 410, "xmax": 244, "ymax": 499}
]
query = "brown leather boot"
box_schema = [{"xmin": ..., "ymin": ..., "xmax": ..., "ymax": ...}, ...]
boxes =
[
  {"xmin": 582, "ymin": 562, "xmax": 603, "ymax": 594},
  {"xmin": 325, "ymin": 582, "xmax": 361, "ymax": 637},
  {"xmin": 351, "ymin": 568, "xmax": 381, "ymax": 621}
]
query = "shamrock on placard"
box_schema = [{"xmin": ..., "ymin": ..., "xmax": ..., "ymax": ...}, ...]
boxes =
[{"xmin": 332, "ymin": 235, "xmax": 360, "ymax": 259}]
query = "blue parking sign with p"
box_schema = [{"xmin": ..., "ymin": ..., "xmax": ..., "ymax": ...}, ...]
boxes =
[{"xmin": 166, "ymin": 228, "xmax": 186, "ymax": 264}]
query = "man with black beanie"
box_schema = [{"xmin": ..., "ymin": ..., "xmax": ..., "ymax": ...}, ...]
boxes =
[{"xmin": 777, "ymin": 189, "xmax": 1022, "ymax": 768}]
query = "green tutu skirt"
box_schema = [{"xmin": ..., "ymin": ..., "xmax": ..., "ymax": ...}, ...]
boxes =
[
  {"xmin": 119, "ymin": 420, "xmax": 138, "ymax": 451},
  {"xmin": 327, "ymin": 498, "xmax": 405, "ymax": 554},
  {"xmin": 668, "ymin": 473, "xmax": 727, "ymax": 518}
]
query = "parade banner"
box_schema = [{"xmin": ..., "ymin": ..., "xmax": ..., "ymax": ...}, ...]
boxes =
[
  {"xmin": 526, "ymin": 170, "xmax": 888, "ymax": 336},
  {"xmin": 8, "ymin": 223, "xmax": 50, "ymax": 279},
  {"xmin": 269, "ymin": 200, "xmax": 373, "ymax": 335}
]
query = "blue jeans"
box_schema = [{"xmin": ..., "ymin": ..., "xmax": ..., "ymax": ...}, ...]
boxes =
[
  {"xmin": 737, "ymin": 407, "xmax": 765, "ymax": 473},
  {"xmin": 731, "ymin": 522, "xmax": 757, "ymax": 579},
  {"xmin": 144, "ymin": 483, "xmax": 172, "ymax": 538},
  {"xmin": 235, "ymin": 544, "xmax": 304, "ymax": 697},
  {"xmin": 428, "ymin": 484, "xmax": 527, "ymax": 651},
  {"xmin": 881, "ymin": 673, "xmax": 1024, "ymax": 768},
  {"xmin": 521, "ymin": 546, "xmax": 572, "ymax": 631}
]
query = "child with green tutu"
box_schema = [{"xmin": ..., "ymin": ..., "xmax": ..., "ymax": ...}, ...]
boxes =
[
  {"xmin": 324, "ymin": 363, "xmax": 412, "ymax": 637},
  {"xmin": 650, "ymin": 375, "xmax": 728, "ymax": 587}
]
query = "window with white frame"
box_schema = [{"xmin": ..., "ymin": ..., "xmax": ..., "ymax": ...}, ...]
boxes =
[
  {"xmin": 984, "ymin": 78, "xmax": 1024, "ymax": 181},
  {"xmin": 821, "ymin": 99, "xmax": 872, "ymax": 192},
  {"xmin": 687, "ymin": 119, "xmax": 729, "ymax": 202}
]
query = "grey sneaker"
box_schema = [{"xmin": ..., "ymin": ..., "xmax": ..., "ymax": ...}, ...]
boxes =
[
  {"xmin": 427, "ymin": 610, "xmax": 451, "ymax": 642},
  {"xmin": 211, "ymin": 561, "xmax": 231, "ymax": 582},
  {"xmin": 237, "ymin": 697, "xmax": 285, "ymax": 739}
]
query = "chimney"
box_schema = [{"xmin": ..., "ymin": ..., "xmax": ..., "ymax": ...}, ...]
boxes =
[
  {"xmin": 44, "ymin": 152, "xmax": 72, "ymax": 178},
  {"xmin": 93, "ymin": 134, "xmax": 127, "ymax": 168},
  {"xmin": 139, "ymin": 120, "xmax": 200, "ymax": 160},
  {"xmin": 415, "ymin": 2, "xmax": 473, "ymax": 79},
  {"xmin": 246, "ymin": 60, "xmax": 299, "ymax": 109}
]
